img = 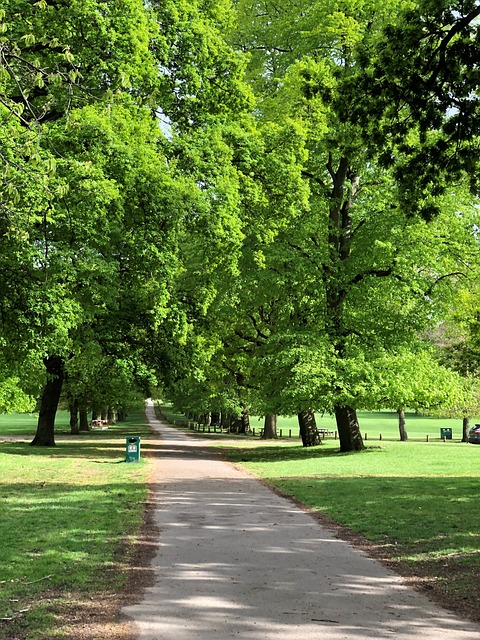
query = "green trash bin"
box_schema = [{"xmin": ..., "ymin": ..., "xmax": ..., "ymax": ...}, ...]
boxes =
[
  {"xmin": 126, "ymin": 436, "xmax": 141, "ymax": 462},
  {"xmin": 440, "ymin": 428, "xmax": 452, "ymax": 440}
]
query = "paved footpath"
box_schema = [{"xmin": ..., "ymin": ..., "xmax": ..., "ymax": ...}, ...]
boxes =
[{"xmin": 123, "ymin": 402, "xmax": 480, "ymax": 640}]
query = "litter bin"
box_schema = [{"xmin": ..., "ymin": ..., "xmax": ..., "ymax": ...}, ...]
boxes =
[
  {"xmin": 440, "ymin": 428, "xmax": 452, "ymax": 440},
  {"xmin": 126, "ymin": 436, "xmax": 141, "ymax": 462}
]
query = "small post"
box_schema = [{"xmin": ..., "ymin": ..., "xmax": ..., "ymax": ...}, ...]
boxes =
[
  {"xmin": 379, "ymin": 434, "xmax": 382, "ymax": 441},
  {"xmin": 280, "ymin": 429, "xmax": 283, "ymax": 437},
  {"xmin": 365, "ymin": 433, "xmax": 368, "ymax": 441},
  {"xmin": 426, "ymin": 435, "xmax": 429, "ymax": 442},
  {"xmin": 289, "ymin": 429, "xmax": 292, "ymax": 438},
  {"xmin": 335, "ymin": 431, "xmax": 338, "ymax": 439}
]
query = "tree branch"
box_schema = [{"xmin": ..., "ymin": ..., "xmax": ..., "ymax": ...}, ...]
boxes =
[{"xmin": 425, "ymin": 271, "xmax": 467, "ymax": 297}]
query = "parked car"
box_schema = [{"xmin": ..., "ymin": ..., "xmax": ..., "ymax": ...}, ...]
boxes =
[{"xmin": 468, "ymin": 424, "xmax": 480, "ymax": 444}]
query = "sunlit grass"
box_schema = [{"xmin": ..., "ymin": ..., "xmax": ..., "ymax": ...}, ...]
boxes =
[
  {"xmin": 159, "ymin": 404, "xmax": 476, "ymax": 442},
  {"xmin": 0, "ymin": 406, "xmax": 150, "ymax": 639}
]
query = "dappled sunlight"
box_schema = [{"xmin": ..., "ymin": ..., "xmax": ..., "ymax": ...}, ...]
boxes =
[{"xmin": 123, "ymin": 413, "xmax": 480, "ymax": 639}]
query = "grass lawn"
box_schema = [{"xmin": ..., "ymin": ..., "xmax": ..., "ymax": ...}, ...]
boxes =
[
  {"xmin": 159, "ymin": 405, "xmax": 474, "ymax": 442},
  {"xmin": 0, "ymin": 405, "xmax": 151, "ymax": 640},
  {"xmin": 222, "ymin": 436, "xmax": 480, "ymax": 620}
]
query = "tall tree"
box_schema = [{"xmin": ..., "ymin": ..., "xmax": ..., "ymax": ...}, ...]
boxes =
[
  {"xmin": 226, "ymin": 0, "xmax": 479, "ymax": 451},
  {"xmin": 1, "ymin": 0, "xmax": 251, "ymax": 445}
]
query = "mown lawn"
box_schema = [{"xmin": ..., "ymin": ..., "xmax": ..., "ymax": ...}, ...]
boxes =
[
  {"xmin": 159, "ymin": 405, "xmax": 475, "ymax": 442},
  {"xmin": 222, "ymin": 437, "xmax": 480, "ymax": 621},
  {"xmin": 0, "ymin": 406, "xmax": 151, "ymax": 640}
]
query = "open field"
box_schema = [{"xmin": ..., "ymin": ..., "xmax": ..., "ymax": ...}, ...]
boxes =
[
  {"xmin": 0, "ymin": 406, "xmax": 151, "ymax": 640},
  {"xmin": 160, "ymin": 405, "xmax": 476, "ymax": 442}
]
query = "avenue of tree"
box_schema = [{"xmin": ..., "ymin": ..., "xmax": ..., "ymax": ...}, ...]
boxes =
[{"xmin": 1, "ymin": 0, "xmax": 480, "ymax": 450}]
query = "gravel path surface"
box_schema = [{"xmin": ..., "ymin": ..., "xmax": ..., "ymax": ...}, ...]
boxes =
[{"xmin": 123, "ymin": 402, "xmax": 480, "ymax": 640}]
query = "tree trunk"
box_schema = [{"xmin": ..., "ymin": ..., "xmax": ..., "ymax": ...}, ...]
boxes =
[
  {"xmin": 334, "ymin": 405, "xmax": 365, "ymax": 452},
  {"xmin": 31, "ymin": 355, "xmax": 65, "ymax": 446},
  {"xmin": 91, "ymin": 410, "xmax": 99, "ymax": 421},
  {"xmin": 107, "ymin": 407, "xmax": 115, "ymax": 424},
  {"xmin": 79, "ymin": 408, "xmax": 89, "ymax": 431},
  {"xmin": 298, "ymin": 410, "xmax": 321, "ymax": 447},
  {"xmin": 262, "ymin": 414, "xmax": 277, "ymax": 439},
  {"xmin": 462, "ymin": 416, "xmax": 470, "ymax": 443},
  {"xmin": 397, "ymin": 408, "xmax": 408, "ymax": 441},
  {"xmin": 232, "ymin": 416, "xmax": 243, "ymax": 433},
  {"xmin": 223, "ymin": 413, "xmax": 234, "ymax": 432},
  {"xmin": 117, "ymin": 410, "xmax": 126, "ymax": 422},
  {"xmin": 70, "ymin": 399, "xmax": 79, "ymax": 435},
  {"xmin": 239, "ymin": 407, "xmax": 250, "ymax": 434}
]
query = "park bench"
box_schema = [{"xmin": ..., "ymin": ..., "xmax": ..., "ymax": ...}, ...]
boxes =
[{"xmin": 317, "ymin": 428, "xmax": 334, "ymax": 437}]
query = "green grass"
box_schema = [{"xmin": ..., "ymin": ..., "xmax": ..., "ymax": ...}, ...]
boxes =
[
  {"xmin": 0, "ymin": 405, "xmax": 150, "ymax": 640},
  {"xmin": 0, "ymin": 412, "xmax": 45, "ymax": 437},
  {"xmin": 0, "ymin": 410, "xmax": 79, "ymax": 437},
  {"xmin": 278, "ymin": 410, "xmax": 475, "ymax": 441},
  {"xmin": 159, "ymin": 405, "xmax": 475, "ymax": 442},
  {"xmin": 223, "ymin": 438, "xmax": 480, "ymax": 611}
]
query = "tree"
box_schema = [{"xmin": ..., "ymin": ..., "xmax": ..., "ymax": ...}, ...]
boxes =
[
  {"xmin": 430, "ymin": 281, "xmax": 480, "ymax": 440},
  {"xmin": 160, "ymin": 1, "xmax": 479, "ymax": 453},
  {"xmin": 373, "ymin": 348, "xmax": 467, "ymax": 440},
  {"xmin": 1, "ymin": 0, "xmax": 252, "ymax": 445},
  {"xmin": 225, "ymin": 0, "xmax": 480, "ymax": 451},
  {"xmin": 160, "ymin": 115, "xmax": 315, "ymax": 439},
  {"xmin": 353, "ymin": 0, "xmax": 480, "ymax": 216},
  {"xmin": 0, "ymin": 0, "xmax": 161, "ymax": 444}
]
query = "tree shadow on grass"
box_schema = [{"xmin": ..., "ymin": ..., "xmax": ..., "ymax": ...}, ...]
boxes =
[
  {"xmin": 0, "ymin": 480, "xmax": 146, "ymax": 639},
  {"xmin": 0, "ymin": 439, "xmax": 163, "ymax": 460},
  {"xmin": 222, "ymin": 443, "xmax": 381, "ymax": 464}
]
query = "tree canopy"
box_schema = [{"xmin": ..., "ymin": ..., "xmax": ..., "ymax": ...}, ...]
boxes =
[{"xmin": 1, "ymin": 0, "xmax": 480, "ymax": 451}]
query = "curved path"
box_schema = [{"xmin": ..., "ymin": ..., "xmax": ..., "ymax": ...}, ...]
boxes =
[{"xmin": 123, "ymin": 402, "xmax": 480, "ymax": 640}]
